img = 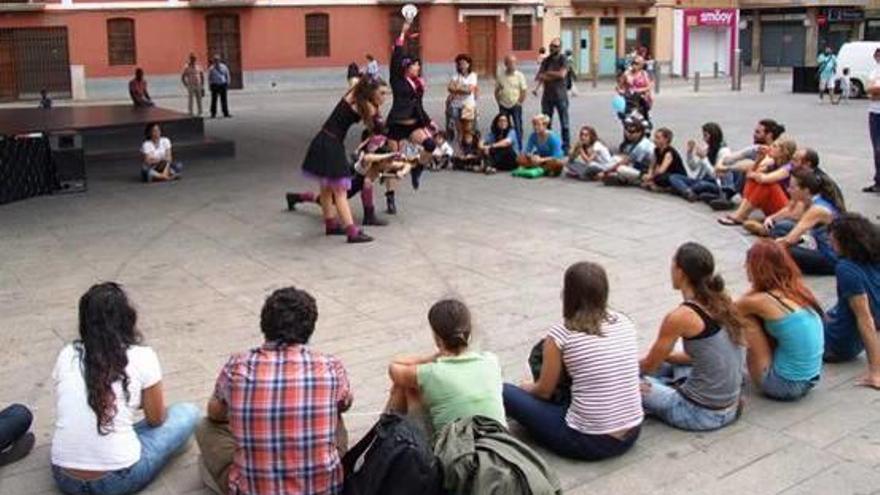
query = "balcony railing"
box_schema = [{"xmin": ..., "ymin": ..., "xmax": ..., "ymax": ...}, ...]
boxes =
[{"xmin": 0, "ymin": 0, "xmax": 46, "ymax": 12}]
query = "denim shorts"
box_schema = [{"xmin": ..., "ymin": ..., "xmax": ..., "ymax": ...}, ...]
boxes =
[
  {"xmin": 642, "ymin": 375, "xmax": 740, "ymax": 432},
  {"xmin": 760, "ymin": 367, "xmax": 819, "ymax": 402}
]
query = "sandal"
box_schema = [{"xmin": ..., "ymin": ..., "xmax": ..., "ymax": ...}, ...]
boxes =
[{"xmin": 717, "ymin": 216, "xmax": 742, "ymax": 226}]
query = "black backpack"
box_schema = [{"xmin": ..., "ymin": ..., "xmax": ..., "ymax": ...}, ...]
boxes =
[{"xmin": 342, "ymin": 413, "xmax": 444, "ymax": 495}]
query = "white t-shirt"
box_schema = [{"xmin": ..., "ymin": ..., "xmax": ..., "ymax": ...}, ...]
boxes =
[
  {"xmin": 51, "ymin": 343, "xmax": 162, "ymax": 470},
  {"xmin": 869, "ymin": 66, "xmax": 880, "ymax": 114},
  {"xmin": 433, "ymin": 141, "xmax": 454, "ymax": 158},
  {"xmin": 141, "ymin": 138, "xmax": 172, "ymax": 164},
  {"xmin": 547, "ymin": 312, "xmax": 644, "ymax": 435},
  {"xmin": 449, "ymin": 72, "xmax": 477, "ymax": 109}
]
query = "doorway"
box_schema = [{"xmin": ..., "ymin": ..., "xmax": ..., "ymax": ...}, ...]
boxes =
[
  {"xmin": 561, "ymin": 21, "xmax": 591, "ymax": 76},
  {"xmin": 466, "ymin": 16, "xmax": 497, "ymax": 76},
  {"xmin": 599, "ymin": 23, "xmax": 617, "ymax": 75},
  {"xmin": 0, "ymin": 27, "xmax": 71, "ymax": 102},
  {"xmin": 206, "ymin": 14, "xmax": 243, "ymax": 89}
]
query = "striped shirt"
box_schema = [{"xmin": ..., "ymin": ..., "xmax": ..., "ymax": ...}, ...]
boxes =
[{"xmin": 547, "ymin": 312, "xmax": 644, "ymax": 435}]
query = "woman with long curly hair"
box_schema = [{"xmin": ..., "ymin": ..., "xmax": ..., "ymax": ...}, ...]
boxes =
[
  {"xmin": 640, "ymin": 242, "xmax": 746, "ymax": 431},
  {"xmin": 823, "ymin": 213, "xmax": 880, "ymax": 388},
  {"xmin": 51, "ymin": 282, "xmax": 199, "ymax": 495},
  {"xmin": 737, "ymin": 240, "xmax": 824, "ymax": 401}
]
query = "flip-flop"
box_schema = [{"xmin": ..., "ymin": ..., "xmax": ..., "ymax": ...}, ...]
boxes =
[{"xmin": 717, "ymin": 216, "xmax": 742, "ymax": 226}]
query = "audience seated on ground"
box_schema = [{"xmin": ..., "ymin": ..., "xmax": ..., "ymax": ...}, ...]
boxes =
[
  {"xmin": 387, "ymin": 299, "xmax": 506, "ymax": 437},
  {"xmin": 823, "ymin": 214, "xmax": 880, "ymax": 388},
  {"xmin": 452, "ymin": 130, "xmax": 488, "ymax": 173},
  {"xmin": 642, "ymin": 127, "xmax": 685, "ymax": 192},
  {"xmin": 479, "ymin": 113, "xmax": 519, "ymax": 172},
  {"xmin": 640, "ymin": 243, "xmax": 746, "ymax": 431},
  {"xmin": 668, "ymin": 122, "xmax": 729, "ymax": 202},
  {"xmin": 141, "ymin": 123, "xmax": 182, "ymax": 183},
  {"xmin": 772, "ymin": 166, "xmax": 845, "ymax": 276},
  {"xmin": 708, "ymin": 119, "xmax": 785, "ymax": 211},
  {"xmin": 503, "ymin": 262, "xmax": 643, "ymax": 461},
  {"xmin": 737, "ymin": 240, "xmax": 824, "ymax": 401},
  {"xmin": 430, "ymin": 131, "xmax": 454, "ymax": 170},
  {"xmin": 196, "ymin": 287, "xmax": 352, "ymax": 495},
  {"xmin": 0, "ymin": 404, "xmax": 34, "ymax": 467},
  {"xmin": 742, "ymin": 148, "xmax": 843, "ymax": 238},
  {"xmin": 601, "ymin": 115, "xmax": 654, "ymax": 186},
  {"xmin": 564, "ymin": 126, "xmax": 613, "ymax": 180},
  {"xmin": 718, "ymin": 138, "xmax": 796, "ymax": 226},
  {"xmin": 516, "ymin": 114, "xmax": 565, "ymax": 177},
  {"xmin": 51, "ymin": 282, "xmax": 199, "ymax": 495}
]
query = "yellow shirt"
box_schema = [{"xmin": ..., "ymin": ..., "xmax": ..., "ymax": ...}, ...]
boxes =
[{"xmin": 495, "ymin": 70, "xmax": 527, "ymax": 109}]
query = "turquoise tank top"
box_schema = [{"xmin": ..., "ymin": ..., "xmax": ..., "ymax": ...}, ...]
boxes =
[{"xmin": 764, "ymin": 297, "xmax": 824, "ymax": 381}]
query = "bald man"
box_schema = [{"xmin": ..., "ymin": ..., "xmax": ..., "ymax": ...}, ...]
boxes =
[
  {"xmin": 495, "ymin": 54, "xmax": 528, "ymax": 151},
  {"xmin": 536, "ymin": 38, "xmax": 570, "ymax": 153}
]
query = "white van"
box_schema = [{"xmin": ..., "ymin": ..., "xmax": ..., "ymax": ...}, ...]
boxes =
[{"xmin": 836, "ymin": 41, "xmax": 880, "ymax": 98}]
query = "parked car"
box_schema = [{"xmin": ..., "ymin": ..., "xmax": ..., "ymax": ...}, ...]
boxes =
[{"xmin": 836, "ymin": 41, "xmax": 880, "ymax": 98}]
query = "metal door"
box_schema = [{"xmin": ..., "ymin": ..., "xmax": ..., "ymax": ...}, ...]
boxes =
[
  {"xmin": 0, "ymin": 27, "xmax": 70, "ymax": 102},
  {"xmin": 579, "ymin": 27, "xmax": 591, "ymax": 76},
  {"xmin": 740, "ymin": 22, "xmax": 753, "ymax": 67},
  {"xmin": 466, "ymin": 16, "xmax": 497, "ymax": 76},
  {"xmin": 761, "ymin": 22, "xmax": 806, "ymax": 67},
  {"xmin": 206, "ymin": 14, "xmax": 243, "ymax": 89},
  {"xmin": 0, "ymin": 33, "xmax": 15, "ymax": 101},
  {"xmin": 599, "ymin": 24, "xmax": 617, "ymax": 75}
]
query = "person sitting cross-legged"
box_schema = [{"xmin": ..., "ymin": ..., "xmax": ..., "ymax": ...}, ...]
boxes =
[
  {"xmin": 564, "ymin": 126, "xmax": 613, "ymax": 181},
  {"xmin": 51, "ymin": 282, "xmax": 200, "ymax": 495},
  {"xmin": 737, "ymin": 240, "xmax": 824, "ymax": 401},
  {"xmin": 516, "ymin": 114, "xmax": 565, "ymax": 177},
  {"xmin": 387, "ymin": 298, "xmax": 506, "ymax": 438},
  {"xmin": 601, "ymin": 115, "xmax": 655, "ymax": 186},
  {"xmin": 822, "ymin": 213, "xmax": 880, "ymax": 389},
  {"xmin": 503, "ymin": 262, "xmax": 643, "ymax": 460},
  {"xmin": 640, "ymin": 243, "xmax": 747, "ymax": 431},
  {"xmin": 141, "ymin": 123, "xmax": 182, "ymax": 183},
  {"xmin": 196, "ymin": 287, "xmax": 353, "ymax": 495}
]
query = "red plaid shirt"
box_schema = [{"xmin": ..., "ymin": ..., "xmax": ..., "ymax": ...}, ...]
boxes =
[{"xmin": 214, "ymin": 343, "xmax": 351, "ymax": 495}]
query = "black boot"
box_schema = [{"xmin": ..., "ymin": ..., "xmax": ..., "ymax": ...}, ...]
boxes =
[
  {"xmin": 362, "ymin": 206, "xmax": 388, "ymax": 226},
  {"xmin": 385, "ymin": 192, "xmax": 397, "ymax": 215},
  {"xmin": 286, "ymin": 193, "xmax": 300, "ymax": 211},
  {"xmin": 411, "ymin": 164, "xmax": 424, "ymax": 190}
]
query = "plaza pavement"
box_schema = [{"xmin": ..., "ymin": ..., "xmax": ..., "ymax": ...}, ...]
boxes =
[{"xmin": 1, "ymin": 74, "xmax": 879, "ymax": 494}]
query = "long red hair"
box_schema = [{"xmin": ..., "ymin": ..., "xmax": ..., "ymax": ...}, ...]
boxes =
[{"xmin": 746, "ymin": 240, "xmax": 823, "ymax": 314}]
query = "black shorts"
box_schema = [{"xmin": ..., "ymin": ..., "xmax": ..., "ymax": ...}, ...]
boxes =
[{"xmin": 387, "ymin": 122, "xmax": 420, "ymax": 141}]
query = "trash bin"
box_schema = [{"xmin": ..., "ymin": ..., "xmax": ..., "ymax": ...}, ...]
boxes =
[{"xmin": 792, "ymin": 66, "xmax": 819, "ymax": 93}]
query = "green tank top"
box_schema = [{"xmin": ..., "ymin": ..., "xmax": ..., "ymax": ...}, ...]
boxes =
[{"xmin": 417, "ymin": 351, "xmax": 506, "ymax": 432}]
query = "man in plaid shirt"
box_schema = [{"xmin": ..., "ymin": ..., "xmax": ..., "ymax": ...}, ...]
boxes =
[{"xmin": 196, "ymin": 287, "xmax": 353, "ymax": 495}]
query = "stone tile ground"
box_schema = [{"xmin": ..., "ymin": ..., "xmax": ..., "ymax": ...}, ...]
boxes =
[{"xmin": 1, "ymin": 74, "xmax": 879, "ymax": 494}]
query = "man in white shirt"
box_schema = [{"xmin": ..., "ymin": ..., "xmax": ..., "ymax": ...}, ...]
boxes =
[
  {"xmin": 447, "ymin": 54, "xmax": 478, "ymax": 142},
  {"xmin": 866, "ymin": 48, "xmax": 880, "ymax": 193}
]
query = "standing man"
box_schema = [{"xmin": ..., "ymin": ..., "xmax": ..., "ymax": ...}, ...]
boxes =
[
  {"xmin": 817, "ymin": 46, "xmax": 838, "ymax": 102},
  {"xmin": 181, "ymin": 53, "xmax": 204, "ymax": 116},
  {"xmin": 866, "ymin": 48, "xmax": 880, "ymax": 193},
  {"xmin": 495, "ymin": 55, "xmax": 527, "ymax": 151},
  {"xmin": 128, "ymin": 68, "xmax": 154, "ymax": 107},
  {"xmin": 536, "ymin": 38, "xmax": 570, "ymax": 153},
  {"xmin": 365, "ymin": 53, "xmax": 379, "ymax": 79},
  {"xmin": 208, "ymin": 54, "xmax": 232, "ymax": 119}
]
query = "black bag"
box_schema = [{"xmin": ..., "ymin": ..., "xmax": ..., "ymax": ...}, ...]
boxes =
[
  {"xmin": 342, "ymin": 413, "xmax": 444, "ymax": 495},
  {"xmin": 528, "ymin": 339, "xmax": 572, "ymax": 406}
]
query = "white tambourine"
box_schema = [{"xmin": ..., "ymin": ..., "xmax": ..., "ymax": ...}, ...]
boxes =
[{"xmin": 401, "ymin": 3, "xmax": 419, "ymax": 22}]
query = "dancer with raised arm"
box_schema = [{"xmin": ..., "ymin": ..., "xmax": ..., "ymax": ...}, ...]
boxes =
[
  {"xmin": 386, "ymin": 15, "xmax": 438, "ymax": 199},
  {"xmin": 300, "ymin": 76, "xmax": 388, "ymax": 244}
]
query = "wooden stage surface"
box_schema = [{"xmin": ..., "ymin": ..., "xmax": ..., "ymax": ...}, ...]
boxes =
[{"xmin": 0, "ymin": 105, "xmax": 192, "ymax": 136}]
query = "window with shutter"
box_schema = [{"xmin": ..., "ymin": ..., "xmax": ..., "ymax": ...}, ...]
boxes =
[
  {"xmin": 305, "ymin": 13, "xmax": 330, "ymax": 58},
  {"xmin": 512, "ymin": 15, "xmax": 532, "ymax": 52},
  {"xmin": 107, "ymin": 18, "xmax": 136, "ymax": 66}
]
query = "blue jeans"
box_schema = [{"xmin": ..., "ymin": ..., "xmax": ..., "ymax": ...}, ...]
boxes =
[
  {"xmin": 0, "ymin": 404, "xmax": 32, "ymax": 452},
  {"xmin": 869, "ymin": 112, "xmax": 880, "ymax": 187},
  {"xmin": 502, "ymin": 384, "xmax": 640, "ymax": 461},
  {"xmin": 541, "ymin": 97, "xmax": 570, "ymax": 152},
  {"xmin": 823, "ymin": 307, "xmax": 865, "ymax": 362},
  {"xmin": 788, "ymin": 246, "xmax": 837, "ymax": 275},
  {"xmin": 769, "ymin": 219, "xmax": 796, "ymax": 238},
  {"xmin": 760, "ymin": 366, "xmax": 819, "ymax": 402},
  {"xmin": 499, "ymin": 104, "xmax": 524, "ymax": 152},
  {"xmin": 642, "ymin": 365, "xmax": 740, "ymax": 432},
  {"xmin": 668, "ymin": 175, "xmax": 718, "ymax": 197},
  {"xmin": 53, "ymin": 403, "xmax": 200, "ymax": 495}
]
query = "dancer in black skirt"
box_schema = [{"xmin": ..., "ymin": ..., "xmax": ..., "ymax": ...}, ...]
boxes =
[
  {"xmin": 301, "ymin": 76, "xmax": 388, "ymax": 243},
  {"xmin": 385, "ymin": 20, "xmax": 437, "ymax": 211}
]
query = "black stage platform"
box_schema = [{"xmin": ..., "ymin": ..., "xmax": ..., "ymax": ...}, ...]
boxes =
[{"xmin": 0, "ymin": 105, "xmax": 235, "ymax": 164}]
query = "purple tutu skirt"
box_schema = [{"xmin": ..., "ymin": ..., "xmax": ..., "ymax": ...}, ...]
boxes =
[{"xmin": 303, "ymin": 171, "xmax": 351, "ymax": 190}]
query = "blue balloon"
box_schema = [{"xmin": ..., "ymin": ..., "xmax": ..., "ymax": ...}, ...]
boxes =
[{"xmin": 611, "ymin": 95, "xmax": 627, "ymax": 114}]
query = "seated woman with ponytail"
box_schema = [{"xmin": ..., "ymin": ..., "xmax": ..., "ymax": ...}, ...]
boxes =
[
  {"xmin": 737, "ymin": 240, "xmax": 824, "ymax": 401},
  {"xmin": 503, "ymin": 262, "xmax": 643, "ymax": 460},
  {"xmin": 51, "ymin": 283, "xmax": 199, "ymax": 495},
  {"xmin": 640, "ymin": 243, "xmax": 747, "ymax": 431},
  {"xmin": 387, "ymin": 299, "xmax": 506, "ymax": 435},
  {"xmin": 774, "ymin": 166, "xmax": 845, "ymax": 276}
]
